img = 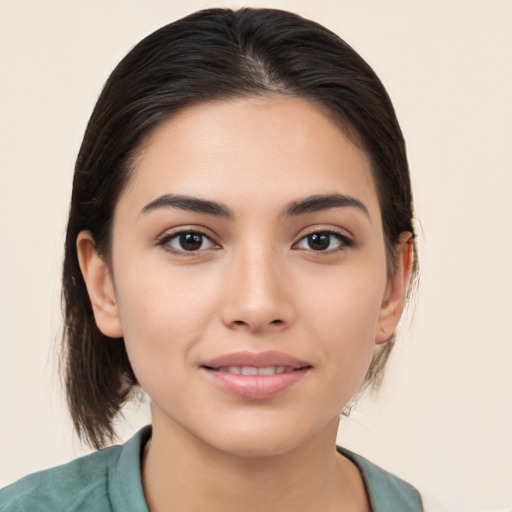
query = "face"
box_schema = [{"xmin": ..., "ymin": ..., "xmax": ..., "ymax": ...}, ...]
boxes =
[{"xmin": 80, "ymin": 96, "xmax": 409, "ymax": 457}]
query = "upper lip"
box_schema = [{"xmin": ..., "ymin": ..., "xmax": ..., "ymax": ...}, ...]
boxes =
[{"xmin": 201, "ymin": 350, "xmax": 311, "ymax": 370}]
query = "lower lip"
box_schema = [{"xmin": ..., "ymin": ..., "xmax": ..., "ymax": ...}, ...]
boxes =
[{"xmin": 201, "ymin": 368, "xmax": 310, "ymax": 400}]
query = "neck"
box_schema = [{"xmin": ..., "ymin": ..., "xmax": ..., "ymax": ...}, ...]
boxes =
[{"xmin": 141, "ymin": 408, "xmax": 370, "ymax": 512}]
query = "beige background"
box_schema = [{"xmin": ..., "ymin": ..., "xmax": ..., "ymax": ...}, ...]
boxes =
[{"xmin": 0, "ymin": 0, "xmax": 511, "ymax": 509}]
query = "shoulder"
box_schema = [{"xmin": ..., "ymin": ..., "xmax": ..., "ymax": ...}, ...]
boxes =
[
  {"xmin": 0, "ymin": 426, "xmax": 151, "ymax": 512},
  {"xmin": 337, "ymin": 446, "xmax": 423, "ymax": 511},
  {"xmin": 0, "ymin": 444, "xmax": 122, "ymax": 511},
  {"xmin": 337, "ymin": 448, "xmax": 485, "ymax": 512}
]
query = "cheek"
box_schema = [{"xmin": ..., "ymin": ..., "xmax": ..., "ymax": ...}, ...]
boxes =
[
  {"xmin": 300, "ymin": 261, "xmax": 387, "ymax": 378},
  {"xmin": 304, "ymin": 260, "xmax": 385, "ymax": 334},
  {"xmin": 113, "ymin": 263, "xmax": 220, "ymax": 377}
]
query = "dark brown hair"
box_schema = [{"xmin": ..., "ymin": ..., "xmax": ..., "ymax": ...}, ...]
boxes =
[{"xmin": 62, "ymin": 7, "xmax": 417, "ymax": 449}]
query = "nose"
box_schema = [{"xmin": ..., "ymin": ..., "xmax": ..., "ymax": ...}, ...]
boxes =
[{"xmin": 220, "ymin": 246, "xmax": 296, "ymax": 334}]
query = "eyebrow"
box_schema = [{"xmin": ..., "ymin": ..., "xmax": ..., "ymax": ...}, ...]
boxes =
[
  {"xmin": 284, "ymin": 193, "xmax": 370, "ymax": 219},
  {"xmin": 140, "ymin": 193, "xmax": 369, "ymax": 220},
  {"xmin": 141, "ymin": 194, "xmax": 234, "ymax": 218}
]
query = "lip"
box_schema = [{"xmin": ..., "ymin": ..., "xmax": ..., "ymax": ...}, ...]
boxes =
[
  {"xmin": 202, "ymin": 350, "xmax": 310, "ymax": 370},
  {"xmin": 200, "ymin": 350, "xmax": 312, "ymax": 400}
]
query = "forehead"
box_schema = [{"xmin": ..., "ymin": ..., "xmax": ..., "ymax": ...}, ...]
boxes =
[{"xmin": 119, "ymin": 95, "xmax": 380, "ymax": 220}]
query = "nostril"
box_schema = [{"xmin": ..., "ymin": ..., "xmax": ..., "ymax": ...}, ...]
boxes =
[{"xmin": 230, "ymin": 319, "xmax": 284, "ymax": 328}]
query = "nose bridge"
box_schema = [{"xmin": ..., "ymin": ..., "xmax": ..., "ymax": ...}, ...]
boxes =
[{"xmin": 221, "ymin": 239, "xmax": 293, "ymax": 332}]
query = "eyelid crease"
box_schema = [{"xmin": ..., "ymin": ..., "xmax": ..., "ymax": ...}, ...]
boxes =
[
  {"xmin": 156, "ymin": 224, "xmax": 219, "ymax": 241},
  {"xmin": 294, "ymin": 225, "xmax": 354, "ymax": 242}
]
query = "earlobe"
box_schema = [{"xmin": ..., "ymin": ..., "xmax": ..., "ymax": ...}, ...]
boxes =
[
  {"xmin": 76, "ymin": 231, "xmax": 123, "ymax": 338},
  {"xmin": 375, "ymin": 233, "xmax": 414, "ymax": 344}
]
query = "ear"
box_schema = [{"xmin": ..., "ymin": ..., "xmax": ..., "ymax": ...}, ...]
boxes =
[
  {"xmin": 76, "ymin": 231, "xmax": 123, "ymax": 338},
  {"xmin": 375, "ymin": 232, "xmax": 414, "ymax": 344}
]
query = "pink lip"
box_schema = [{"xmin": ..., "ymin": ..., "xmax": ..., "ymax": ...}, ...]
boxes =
[
  {"xmin": 202, "ymin": 350, "xmax": 310, "ymax": 369},
  {"xmin": 200, "ymin": 351, "xmax": 312, "ymax": 400}
]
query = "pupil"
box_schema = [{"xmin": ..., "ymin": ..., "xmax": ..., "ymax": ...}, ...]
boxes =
[
  {"xmin": 180, "ymin": 233, "xmax": 202, "ymax": 251},
  {"xmin": 308, "ymin": 233, "xmax": 330, "ymax": 250}
]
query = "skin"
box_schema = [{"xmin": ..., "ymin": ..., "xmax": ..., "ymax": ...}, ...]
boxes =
[{"xmin": 78, "ymin": 95, "xmax": 413, "ymax": 512}]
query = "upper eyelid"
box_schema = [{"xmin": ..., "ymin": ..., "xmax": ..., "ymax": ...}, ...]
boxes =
[
  {"xmin": 157, "ymin": 226, "xmax": 218, "ymax": 240},
  {"xmin": 294, "ymin": 226, "xmax": 353, "ymax": 241}
]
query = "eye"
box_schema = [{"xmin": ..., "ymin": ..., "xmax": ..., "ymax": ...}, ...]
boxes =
[
  {"xmin": 159, "ymin": 230, "xmax": 216, "ymax": 253},
  {"xmin": 295, "ymin": 231, "xmax": 352, "ymax": 252}
]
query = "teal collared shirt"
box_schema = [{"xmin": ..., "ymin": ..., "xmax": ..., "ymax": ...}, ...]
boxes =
[
  {"xmin": 338, "ymin": 447, "xmax": 423, "ymax": 511},
  {"xmin": 0, "ymin": 426, "xmax": 423, "ymax": 511}
]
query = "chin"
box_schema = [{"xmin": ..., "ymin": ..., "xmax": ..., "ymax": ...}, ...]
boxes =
[
  {"xmin": 209, "ymin": 433, "xmax": 305, "ymax": 459},
  {"xmin": 198, "ymin": 414, "xmax": 335, "ymax": 460}
]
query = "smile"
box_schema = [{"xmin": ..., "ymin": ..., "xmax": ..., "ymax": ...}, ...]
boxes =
[
  {"xmin": 214, "ymin": 366, "xmax": 294, "ymax": 375},
  {"xmin": 200, "ymin": 351, "xmax": 312, "ymax": 400}
]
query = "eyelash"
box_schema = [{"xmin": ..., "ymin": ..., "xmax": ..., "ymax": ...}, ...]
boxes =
[
  {"xmin": 157, "ymin": 229, "xmax": 219, "ymax": 255},
  {"xmin": 157, "ymin": 228, "xmax": 353, "ymax": 255},
  {"xmin": 293, "ymin": 229, "xmax": 354, "ymax": 253}
]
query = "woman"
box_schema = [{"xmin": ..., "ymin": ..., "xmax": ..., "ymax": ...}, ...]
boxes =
[{"xmin": 1, "ymin": 7, "xmax": 426, "ymax": 511}]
